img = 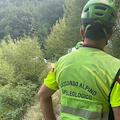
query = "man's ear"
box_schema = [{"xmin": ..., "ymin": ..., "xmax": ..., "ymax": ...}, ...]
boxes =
[
  {"xmin": 107, "ymin": 30, "xmax": 113, "ymax": 40},
  {"xmin": 80, "ymin": 28, "xmax": 85, "ymax": 39}
]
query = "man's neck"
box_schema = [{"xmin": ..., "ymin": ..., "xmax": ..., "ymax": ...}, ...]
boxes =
[{"xmin": 83, "ymin": 38, "xmax": 106, "ymax": 50}]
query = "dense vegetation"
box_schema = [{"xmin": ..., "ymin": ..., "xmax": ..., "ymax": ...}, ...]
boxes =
[
  {"xmin": 0, "ymin": 0, "xmax": 64, "ymax": 47},
  {"xmin": 0, "ymin": 0, "xmax": 120, "ymax": 119},
  {"xmin": 0, "ymin": 37, "xmax": 49, "ymax": 119},
  {"xmin": 0, "ymin": 0, "xmax": 65, "ymax": 119}
]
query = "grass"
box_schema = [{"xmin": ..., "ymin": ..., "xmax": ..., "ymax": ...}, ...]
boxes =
[{"xmin": 22, "ymin": 90, "xmax": 60, "ymax": 120}]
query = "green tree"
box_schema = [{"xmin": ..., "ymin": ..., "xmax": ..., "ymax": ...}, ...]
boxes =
[
  {"xmin": 45, "ymin": 0, "xmax": 88, "ymax": 60},
  {"xmin": 0, "ymin": 83, "xmax": 37, "ymax": 120},
  {"xmin": 0, "ymin": 47, "xmax": 15, "ymax": 85},
  {"xmin": 0, "ymin": 1, "xmax": 38, "ymax": 39},
  {"xmin": 1, "ymin": 36, "xmax": 48, "ymax": 84},
  {"xmin": 33, "ymin": 0, "xmax": 65, "ymax": 48},
  {"xmin": 105, "ymin": 0, "xmax": 120, "ymax": 59},
  {"xmin": 0, "ymin": 0, "xmax": 65, "ymax": 47},
  {"xmin": 0, "ymin": 35, "xmax": 49, "ymax": 119},
  {"xmin": 45, "ymin": 17, "xmax": 67, "ymax": 60}
]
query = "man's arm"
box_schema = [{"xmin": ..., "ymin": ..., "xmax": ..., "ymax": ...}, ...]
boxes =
[
  {"xmin": 112, "ymin": 106, "xmax": 120, "ymax": 120},
  {"xmin": 37, "ymin": 83, "xmax": 57, "ymax": 120}
]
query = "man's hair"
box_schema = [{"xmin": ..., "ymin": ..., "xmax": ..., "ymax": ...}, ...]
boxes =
[{"xmin": 83, "ymin": 22, "xmax": 112, "ymax": 41}]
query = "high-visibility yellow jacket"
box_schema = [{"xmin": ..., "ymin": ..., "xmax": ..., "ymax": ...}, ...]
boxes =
[{"xmin": 54, "ymin": 47, "xmax": 120, "ymax": 120}]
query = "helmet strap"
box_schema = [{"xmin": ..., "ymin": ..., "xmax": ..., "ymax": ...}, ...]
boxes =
[
  {"xmin": 84, "ymin": 20, "xmax": 108, "ymax": 38},
  {"xmin": 84, "ymin": 24, "xmax": 91, "ymax": 35},
  {"xmin": 102, "ymin": 27, "xmax": 108, "ymax": 38}
]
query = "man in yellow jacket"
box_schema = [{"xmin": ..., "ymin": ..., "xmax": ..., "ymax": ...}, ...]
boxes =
[{"xmin": 37, "ymin": 0, "xmax": 120, "ymax": 120}]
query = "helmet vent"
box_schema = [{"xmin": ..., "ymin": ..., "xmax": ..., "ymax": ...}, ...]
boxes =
[
  {"xmin": 95, "ymin": 13, "xmax": 103, "ymax": 16},
  {"xmin": 95, "ymin": 6, "xmax": 106, "ymax": 11},
  {"xmin": 85, "ymin": 8, "xmax": 89, "ymax": 12},
  {"xmin": 111, "ymin": 12, "xmax": 115, "ymax": 18}
]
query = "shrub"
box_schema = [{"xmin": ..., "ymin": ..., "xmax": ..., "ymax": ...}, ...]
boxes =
[
  {"xmin": 0, "ymin": 83, "xmax": 37, "ymax": 120},
  {"xmin": 1, "ymin": 36, "xmax": 48, "ymax": 85}
]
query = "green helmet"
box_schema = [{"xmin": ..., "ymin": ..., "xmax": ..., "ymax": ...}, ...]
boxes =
[
  {"xmin": 81, "ymin": 0, "xmax": 117, "ymax": 28},
  {"xmin": 75, "ymin": 41, "xmax": 83, "ymax": 49}
]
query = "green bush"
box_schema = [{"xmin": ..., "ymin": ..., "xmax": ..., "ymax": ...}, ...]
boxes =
[
  {"xmin": 0, "ymin": 36, "xmax": 49, "ymax": 120},
  {"xmin": 0, "ymin": 83, "xmax": 37, "ymax": 120},
  {"xmin": 1, "ymin": 36, "xmax": 48, "ymax": 85},
  {"xmin": 0, "ymin": 46, "xmax": 15, "ymax": 85}
]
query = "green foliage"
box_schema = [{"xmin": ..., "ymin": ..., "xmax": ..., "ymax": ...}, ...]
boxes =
[
  {"xmin": 33, "ymin": 0, "xmax": 65, "ymax": 47},
  {"xmin": 0, "ymin": 1, "xmax": 39, "ymax": 39},
  {"xmin": 1, "ymin": 36, "xmax": 47, "ymax": 84},
  {"xmin": 45, "ymin": 0, "xmax": 88, "ymax": 60},
  {"xmin": 63, "ymin": 0, "xmax": 88, "ymax": 46},
  {"xmin": 0, "ymin": 36, "xmax": 49, "ymax": 119},
  {"xmin": 0, "ymin": 83, "xmax": 37, "ymax": 120},
  {"xmin": 0, "ymin": 43, "xmax": 15, "ymax": 85},
  {"xmin": 45, "ymin": 17, "xmax": 67, "ymax": 60},
  {"xmin": 0, "ymin": 59, "xmax": 15, "ymax": 85},
  {"xmin": 105, "ymin": 1, "xmax": 120, "ymax": 59},
  {"xmin": 0, "ymin": 0, "xmax": 65, "ymax": 48},
  {"xmin": 105, "ymin": 27, "xmax": 120, "ymax": 59}
]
